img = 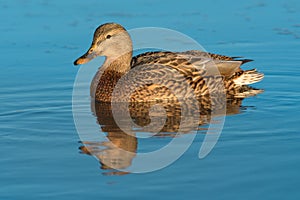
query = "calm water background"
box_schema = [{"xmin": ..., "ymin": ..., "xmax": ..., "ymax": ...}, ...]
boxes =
[{"xmin": 1, "ymin": 0, "xmax": 300, "ymax": 199}]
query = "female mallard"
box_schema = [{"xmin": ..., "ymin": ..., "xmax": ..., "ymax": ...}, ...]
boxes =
[{"xmin": 74, "ymin": 23, "xmax": 264, "ymax": 102}]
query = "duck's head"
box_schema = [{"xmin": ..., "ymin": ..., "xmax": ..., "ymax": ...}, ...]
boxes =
[{"xmin": 74, "ymin": 23, "xmax": 132, "ymax": 65}]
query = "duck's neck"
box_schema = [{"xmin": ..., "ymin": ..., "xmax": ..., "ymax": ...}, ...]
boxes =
[
  {"xmin": 90, "ymin": 52, "xmax": 133, "ymax": 102},
  {"xmin": 103, "ymin": 51, "xmax": 132, "ymax": 74}
]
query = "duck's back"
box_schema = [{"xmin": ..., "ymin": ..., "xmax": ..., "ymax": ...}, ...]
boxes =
[
  {"xmin": 129, "ymin": 50, "xmax": 263, "ymax": 99},
  {"xmin": 131, "ymin": 50, "xmax": 249, "ymax": 78}
]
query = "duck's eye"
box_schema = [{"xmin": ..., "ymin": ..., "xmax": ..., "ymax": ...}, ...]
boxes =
[{"xmin": 106, "ymin": 35, "xmax": 112, "ymax": 39}]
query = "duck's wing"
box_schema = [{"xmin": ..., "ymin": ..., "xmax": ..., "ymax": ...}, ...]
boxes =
[
  {"xmin": 130, "ymin": 51, "xmax": 230, "ymax": 98},
  {"xmin": 128, "ymin": 50, "xmax": 263, "ymax": 100},
  {"xmin": 131, "ymin": 50, "xmax": 252, "ymax": 78},
  {"xmin": 180, "ymin": 50, "xmax": 253, "ymax": 78}
]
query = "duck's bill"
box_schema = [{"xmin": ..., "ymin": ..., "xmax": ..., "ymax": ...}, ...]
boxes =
[{"xmin": 74, "ymin": 51, "xmax": 95, "ymax": 65}]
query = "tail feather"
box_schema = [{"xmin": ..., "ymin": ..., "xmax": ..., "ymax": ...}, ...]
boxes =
[
  {"xmin": 239, "ymin": 59, "xmax": 253, "ymax": 64},
  {"xmin": 233, "ymin": 69, "xmax": 264, "ymax": 86}
]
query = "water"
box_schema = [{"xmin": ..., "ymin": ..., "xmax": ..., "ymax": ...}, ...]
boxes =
[{"xmin": 1, "ymin": 0, "xmax": 300, "ymax": 199}]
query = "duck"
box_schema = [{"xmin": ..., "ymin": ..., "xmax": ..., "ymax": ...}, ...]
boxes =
[{"xmin": 74, "ymin": 23, "xmax": 264, "ymax": 102}]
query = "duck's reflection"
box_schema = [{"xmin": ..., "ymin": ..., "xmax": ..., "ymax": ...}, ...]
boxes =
[
  {"xmin": 80, "ymin": 131, "xmax": 136, "ymax": 176},
  {"xmin": 79, "ymin": 97, "xmax": 245, "ymax": 175}
]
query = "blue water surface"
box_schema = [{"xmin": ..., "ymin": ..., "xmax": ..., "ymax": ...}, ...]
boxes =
[{"xmin": 1, "ymin": 0, "xmax": 300, "ymax": 199}]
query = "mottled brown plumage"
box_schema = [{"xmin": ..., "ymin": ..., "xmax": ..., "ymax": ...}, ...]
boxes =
[{"xmin": 74, "ymin": 23, "xmax": 264, "ymax": 102}]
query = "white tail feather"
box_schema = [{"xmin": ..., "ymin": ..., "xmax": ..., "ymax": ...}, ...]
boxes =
[{"xmin": 233, "ymin": 69, "xmax": 264, "ymax": 86}]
